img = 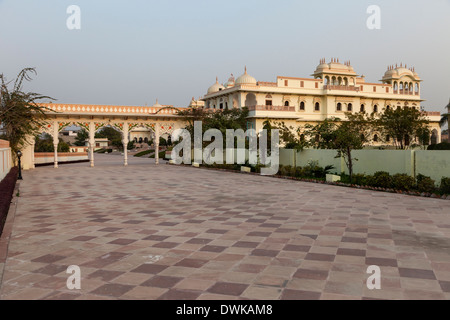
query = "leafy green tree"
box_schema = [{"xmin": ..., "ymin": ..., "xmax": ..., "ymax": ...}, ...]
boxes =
[
  {"xmin": 303, "ymin": 118, "xmax": 340, "ymax": 149},
  {"xmin": 304, "ymin": 112, "xmax": 375, "ymax": 183},
  {"xmin": 377, "ymin": 107, "xmax": 429, "ymax": 149},
  {"xmin": 34, "ymin": 133, "xmax": 70, "ymax": 152},
  {"xmin": 0, "ymin": 68, "xmax": 54, "ymax": 157},
  {"xmin": 177, "ymin": 107, "xmax": 249, "ymax": 148},
  {"xmin": 268, "ymin": 120, "xmax": 306, "ymax": 151},
  {"xmin": 74, "ymin": 129, "xmax": 89, "ymax": 146},
  {"xmin": 96, "ymin": 126, "xmax": 122, "ymax": 150}
]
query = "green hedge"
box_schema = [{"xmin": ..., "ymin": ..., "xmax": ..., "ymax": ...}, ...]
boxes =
[{"xmin": 134, "ymin": 150, "xmax": 153, "ymax": 157}]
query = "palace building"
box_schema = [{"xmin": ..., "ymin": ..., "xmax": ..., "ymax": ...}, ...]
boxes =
[{"xmin": 200, "ymin": 59, "xmax": 442, "ymax": 145}]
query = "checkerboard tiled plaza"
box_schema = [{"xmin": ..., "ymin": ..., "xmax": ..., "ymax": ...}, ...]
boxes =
[{"xmin": 0, "ymin": 154, "xmax": 449, "ymax": 300}]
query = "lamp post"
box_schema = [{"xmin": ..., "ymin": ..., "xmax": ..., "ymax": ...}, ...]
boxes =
[{"xmin": 17, "ymin": 150, "xmax": 23, "ymax": 180}]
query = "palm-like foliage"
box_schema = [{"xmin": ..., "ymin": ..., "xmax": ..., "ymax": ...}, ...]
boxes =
[
  {"xmin": 0, "ymin": 68, "xmax": 54, "ymax": 157},
  {"xmin": 440, "ymin": 100, "xmax": 450, "ymax": 127}
]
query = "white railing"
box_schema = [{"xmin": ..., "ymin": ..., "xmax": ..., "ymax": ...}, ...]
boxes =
[{"xmin": 0, "ymin": 140, "xmax": 12, "ymax": 182}]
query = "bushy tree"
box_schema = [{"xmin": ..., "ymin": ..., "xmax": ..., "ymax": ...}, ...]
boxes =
[
  {"xmin": 177, "ymin": 107, "xmax": 249, "ymax": 148},
  {"xmin": 34, "ymin": 133, "xmax": 70, "ymax": 152},
  {"xmin": 0, "ymin": 68, "xmax": 54, "ymax": 157},
  {"xmin": 74, "ymin": 129, "xmax": 89, "ymax": 146},
  {"xmin": 377, "ymin": 107, "xmax": 429, "ymax": 149}
]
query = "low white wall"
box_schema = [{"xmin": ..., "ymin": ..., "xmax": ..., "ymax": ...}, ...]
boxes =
[
  {"xmin": 34, "ymin": 152, "xmax": 88, "ymax": 165},
  {"xmin": 0, "ymin": 148, "xmax": 13, "ymax": 182}
]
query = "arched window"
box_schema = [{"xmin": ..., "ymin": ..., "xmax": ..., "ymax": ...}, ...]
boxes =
[
  {"xmin": 144, "ymin": 137, "xmax": 149, "ymax": 144},
  {"xmin": 265, "ymin": 94, "xmax": 272, "ymax": 106},
  {"xmin": 360, "ymin": 104, "xmax": 365, "ymax": 113},
  {"xmin": 347, "ymin": 103, "xmax": 353, "ymax": 112},
  {"xmin": 394, "ymin": 82, "xmax": 398, "ymax": 92},
  {"xmin": 245, "ymin": 93, "xmax": 257, "ymax": 107},
  {"xmin": 337, "ymin": 103, "xmax": 342, "ymax": 111},
  {"xmin": 284, "ymin": 101, "xmax": 290, "ymax": 107},
  {"xmin": 386, "ymin": 135, "xmax": 390, "ymax": 142},
  {"xmin": 299, "ymin": 101, "xmax": 305, "ymax": 111},
  {"xmin": 373, "ymin": 105, "xmax": 378, "ymax": 113},
  {"xmin": 314, "ymin": 102, "xmax": 320, "ymax": 111},
  {"xmin": 431, "ymin": 130, "xmax": 438, "ymax": 145},
  {"xmin": 386, "ymin": 105, "xmax": 390, "ymax": 111},
  {"xmin": 415, "ymin": 83, "xmax": 419, "ymax": 93},
  {"xmin": 373, "ymin": 134, "xmax": 379, "ymax": 142}
]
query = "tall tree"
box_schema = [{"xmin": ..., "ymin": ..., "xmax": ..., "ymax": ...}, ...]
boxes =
[
  {"xmin": 0, "ymin": 68, "xmax": 54, "ymax": 157},
  {"xmin": 377, "ymin": 107, "xmax": 429, "ymax": 149},
  {"xmin": 332, "ymin": 112, "xmax": 375, "ymax": 183},
  {"xmin": 74, "ymin": 129, "xmax": 89, "ymax": 146}
]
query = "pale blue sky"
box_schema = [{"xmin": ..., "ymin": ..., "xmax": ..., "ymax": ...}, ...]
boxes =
[{"xmin": 0, "ymin": 0, "xmax": 449, "ymax": 111}]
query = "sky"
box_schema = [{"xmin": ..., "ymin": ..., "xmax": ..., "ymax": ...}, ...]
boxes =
[{"xmin": 0, "ymin": 0, "xmax": 449, "ymax": 111}]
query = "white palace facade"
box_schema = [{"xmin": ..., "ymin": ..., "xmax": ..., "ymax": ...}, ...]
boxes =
[{"xmin": 200, "ymin": 59, "xmax": 442, "ymax": 145}]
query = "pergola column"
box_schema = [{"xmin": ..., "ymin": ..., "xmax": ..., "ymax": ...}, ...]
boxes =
[
  {"xmin": 155, "ymin": 124, "xmax": 160, "ymax": 165},
  {"xmin": 89, "ymin": 122, "xmax": 95, "ymax": 167},
  {"xmin": 123, "ymin": 123, "xmax": 129, "ymax": 166},
  {"xmin": 53, "ymin": 121, "xmax": 59, "ymax": 168}
]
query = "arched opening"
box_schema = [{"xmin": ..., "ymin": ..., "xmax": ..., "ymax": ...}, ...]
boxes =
[
  {"xmin": 337, "ymin": 103, "xmax": 342, "ymax": 111},
  {"xmin": 386, "ymin": 105, "xmax": 390, "ymax": 111},
  {"xmin": 394, "ymin": 82, "xmax": 398, "ymax": 92},
  {"xmin": 314, "ymin": 102, "xmax": 320, "ymax": 111},
  {"xmin": 344, "ymin": 77, "xmax": 348, "ymax": 86},
  {"xmin": 144, "ymin": 137, "xmax": 149, "ymax": 144},
  {"xmin": 360, "ymin": 104, "xmax": 365, "ymax": 113},
  {"xmin": 373, "ymin": 105, "xmax": 378, "ymax": 113},
  {"xmin": 325, "ymin": 76, "xmax": 330, "ymax": 85},
  {"xmin": 338, "ymin": 77, "xmax": 342, "ymax": 86},
  {"xmin": 373, "ymin": 134, "xmax": 379, "ymax": 142},
  {"xmin": 284, "ymin": 101, "xmax": 290, "ymax": 107},
  {"xmin": 299, "ymin": 101, "xmax": 305, "ymax": 111},
  {"xmin": 386, "ymin": 135, "xmax": 390, "ymax": 142},
  {"xmin": 431, "ymin": 129, "xmax": 438, "ymax": 145},
  {"xmin": 139, "ymin": 137, "xmax": 143, "ymax": 144},
  {"xmin": 245, "ymin": 93, "xmax": 257, "ymax": 107},
  {"xmin": 347, "ymin": 103, "xmax": 353, "ymax": 112},
  {"xmin": 332, "ymin": 76, "xmax": 336, "ymax": 85}
]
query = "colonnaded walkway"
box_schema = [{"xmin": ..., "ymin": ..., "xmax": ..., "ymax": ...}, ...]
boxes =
[{"xmin": 0, "ymin": 154, "xmax": 449, "ymax": 300}]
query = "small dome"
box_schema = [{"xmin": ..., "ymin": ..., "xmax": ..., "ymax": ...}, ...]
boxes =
[
  {"xmin": 235, "ymin": 67, "xmax": 257, "ymax": 85},
  {"xmin": 207, "ymin": 77, "xmax": 225, "ymax": 94},
  {"xmin": 383, "ymin": 65, "xmax": 418, "ymax": 80},
  {"xmin": 225, "ymin": 74, "xmax": 235, "ymax": 88}
]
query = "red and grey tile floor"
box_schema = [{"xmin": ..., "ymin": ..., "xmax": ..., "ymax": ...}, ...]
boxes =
[{"xmin": 0, "ymin": 154, "xmax": 449, "ymax": 300}]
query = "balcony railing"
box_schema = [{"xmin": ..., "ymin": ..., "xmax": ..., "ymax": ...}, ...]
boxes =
[
  {"xmin": 323, "ymin": 85, "xmax": 360, "ymax": 92},
  {"xmin": 248, "ymin": 105, "xmax": 296, "ymax": 112}
]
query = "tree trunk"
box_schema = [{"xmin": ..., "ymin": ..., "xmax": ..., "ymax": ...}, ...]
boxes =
[{"xmin": 347, "ymin": 147, "xmax": 353, "ymax": 184}]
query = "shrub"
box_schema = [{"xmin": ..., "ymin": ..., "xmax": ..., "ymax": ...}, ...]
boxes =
[
  {"xmin": 352, "ymin": 174, "xmax": 368, "ymax": 186},
  {"xmin": 392, "ymin": 174, "xmax": 415, "ymax": 191},
  {"xmin": 279, "ymin": 165, "xmax": 293, "ymax": 176},
  {"xmin": 416, "ymin": 174, "xmax": 436, "ymax": 193},
  {"xmin": 440, "ymin": 177, "xmax": 450, "ymax": 194},
  {"xmin": 368, "ymin": 171, "xmax": 392, "ymax": 188},
  {"xmin": 428, "ymin": 142, "xmax": 450, "ymax": 150}
]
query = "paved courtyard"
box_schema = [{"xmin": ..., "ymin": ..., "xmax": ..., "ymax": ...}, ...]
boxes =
[{"xmin": 0, "ymin": 154, "xmax": 449, "ymax": 300}]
